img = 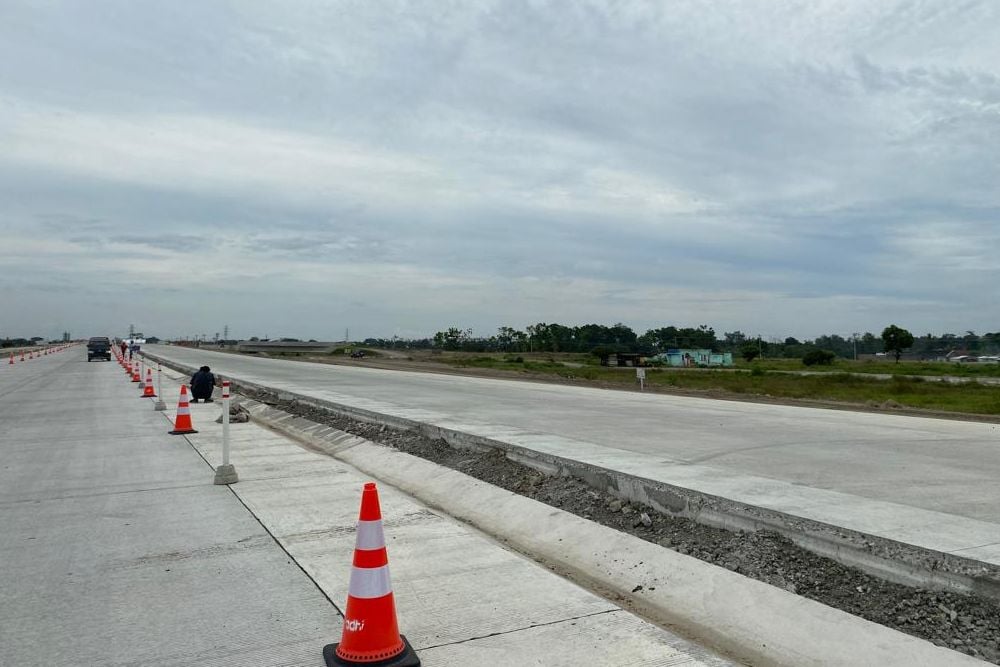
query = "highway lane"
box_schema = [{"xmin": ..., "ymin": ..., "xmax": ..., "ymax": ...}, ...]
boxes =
[{"xmin": 147, "ymin": 345, "xmax": 1000, "ymax": 525}]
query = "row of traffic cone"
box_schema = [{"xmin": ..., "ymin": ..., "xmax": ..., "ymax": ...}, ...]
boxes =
[
  {"xmin": 115, "ymin": 347, "xmax": 197, "ymax": 435},
  {"xmin": 114, "ymin": 352, "xmax": 415, "ymax": 664},
  {"xmin": 7, "ymin": 344, "xmax": 71, "ymax": 364}
]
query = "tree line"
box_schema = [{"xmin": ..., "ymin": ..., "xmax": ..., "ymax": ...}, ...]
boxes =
[{"xmin": 362, "ymin": 324, "xmax": 1000, "ymax": 360}]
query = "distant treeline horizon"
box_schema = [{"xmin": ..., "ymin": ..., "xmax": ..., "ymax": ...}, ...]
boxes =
[{"xmin": 356, "ymin": 324, "xmax": 1000, "ymax": 359}]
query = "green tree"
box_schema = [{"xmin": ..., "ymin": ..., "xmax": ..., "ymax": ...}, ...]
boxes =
[
  {"xmin": 740, "ymin": 343, "xmax": 759, "ymax": 362},
  {"xmin": 881, "ymin": 324, "xmax": 914, "ymax": 363},
  {"xmin": 802, "ymin": 349, "xmax": 836, "ymax": 366}
]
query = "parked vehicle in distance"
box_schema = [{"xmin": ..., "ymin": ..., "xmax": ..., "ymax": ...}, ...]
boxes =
[{"xmin": 87, "ymin": 336, "xmax": 112, "ymax": 362}]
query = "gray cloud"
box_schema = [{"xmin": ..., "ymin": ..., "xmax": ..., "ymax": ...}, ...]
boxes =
[{"xmin": 1, "ymin": 1, "xmax": 999, "ymax": 341}]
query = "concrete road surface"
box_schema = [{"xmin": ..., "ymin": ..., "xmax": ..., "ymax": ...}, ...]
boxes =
[
  {"xmin": 146, "ymin": 345, "xmax": 1000, "ymax": 566},
  {"xmin": 1, "ymin": 346, "xmax": 732, "ymax": 666}
]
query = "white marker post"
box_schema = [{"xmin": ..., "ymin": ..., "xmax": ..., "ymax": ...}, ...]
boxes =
[
  {"xmin": 213, "ymin": 380, "xmax": 239, "ymax": 485},
  {"xmin": 153, "ymin": 363, "xmax": 167, "ymax": 411},
  {"xmin": 636, "ymin": 367, "xmax": 646, "ymax": 391}
]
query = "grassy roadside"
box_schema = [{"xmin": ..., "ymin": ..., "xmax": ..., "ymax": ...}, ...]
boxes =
[
  {"xmin": 732, "ymin": 357, "xmax": 1000, "ymax": 377},
  {"xmin": 443, "ymin": 354, "xmax": 1000, "ymax": 416}
]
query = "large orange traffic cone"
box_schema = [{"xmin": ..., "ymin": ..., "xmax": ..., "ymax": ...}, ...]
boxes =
[
  {"xmin": 20, "ymin": 351, "xmax": 25, "ymax": 362},
  {"xmin": 142, "ymin": 368, "xmax": 156, "ymax": 397},
  {"xmin": 324, "ymin": 482, "xmax": 419, "ymax": 667},
  {"xmin": 168, "ymin": 385, "xmax": 198, "ymax": 435},
  {"xmin": 131, "ymin": 363, "xmax": 141, "ymax": 382},
  {"xmin": 7, "ymin": 353, "xmax": 13, "ymax": 365}
]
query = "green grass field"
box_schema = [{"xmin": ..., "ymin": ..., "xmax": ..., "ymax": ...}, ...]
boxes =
[
  {"xmin": 446, "ymin": 354, "xmax": 1000, "ymax": 416},
  {"xmin": 733, "ymin": 357, "xmax": 1000, "ymax": 377}
]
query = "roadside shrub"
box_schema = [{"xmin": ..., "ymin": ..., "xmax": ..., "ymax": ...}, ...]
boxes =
[
  {"xmin": 750, "ymin": 365, "xmax": 765, "ymax": 377},
  {"xmin": 590, "ymin": 345, "xmax": 615, "ymax": 361},
  {"xmin": 802, "ymin": 349, "xmax": 836, "ymax": 366}
]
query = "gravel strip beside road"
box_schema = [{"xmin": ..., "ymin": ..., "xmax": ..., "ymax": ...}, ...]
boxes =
[{"xmin": 249, "ymin": 390, "xmax": 1000, "ymax": 664}]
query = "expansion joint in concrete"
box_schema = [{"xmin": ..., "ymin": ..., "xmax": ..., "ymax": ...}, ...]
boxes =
[{"xmin": 418, "ymin": 608, "xmax": 619, "ymax": 651}]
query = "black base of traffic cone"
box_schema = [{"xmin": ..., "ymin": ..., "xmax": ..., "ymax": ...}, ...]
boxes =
[
  {"xmin": 323, "ymin": 635, "xmax": 420, "ymax": 667},
  {"xmin": 168, "ymin": 428, "xmax": 198, "ymax": 435}
]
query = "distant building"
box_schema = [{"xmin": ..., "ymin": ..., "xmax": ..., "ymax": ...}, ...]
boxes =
[
  {"xmin": 601, "ymin": 353, "xmax": 647, "ymax": 367},
  {"xmin": 653, "ymin": 349, "xmax": 733, "ymax": 368},
  {"xmin": 946, "ymin": 349, "xmax": 980, "ymax": 363}
]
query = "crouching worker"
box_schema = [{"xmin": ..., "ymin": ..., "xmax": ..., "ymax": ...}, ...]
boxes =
[{"xmin": 190, "ymin": 365, "xmax": 217, "ymax": 403}]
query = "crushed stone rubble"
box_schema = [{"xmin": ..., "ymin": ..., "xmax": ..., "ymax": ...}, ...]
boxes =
[{"xmin": 244, "ymin": 390, "xmax": 1000, "ymax": 663}]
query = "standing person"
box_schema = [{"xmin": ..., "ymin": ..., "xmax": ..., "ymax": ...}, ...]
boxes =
[
  {"xmin": 119, "ymin": 340, "xmax": 127, "ymax": 358},
  {"xmin": 189, "ymin": 366, "xmax": 217, "ymax": 403}
]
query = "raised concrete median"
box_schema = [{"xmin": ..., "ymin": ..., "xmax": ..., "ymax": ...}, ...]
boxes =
[{"xmin": 145, "ymin": 350, "xmax": 990, "ymax": 665}]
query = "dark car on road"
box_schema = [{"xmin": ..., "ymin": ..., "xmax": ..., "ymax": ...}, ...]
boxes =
[{"xmin": 87, "ymin": 337, "xmax": 112, "ymax": 361}]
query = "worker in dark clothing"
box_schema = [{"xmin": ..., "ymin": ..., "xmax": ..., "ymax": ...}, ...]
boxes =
[{"xmin": 189, "ymin": 366, "xmax": 216, "ymax": 403}]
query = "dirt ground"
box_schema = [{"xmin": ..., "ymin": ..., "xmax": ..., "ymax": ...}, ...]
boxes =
[{"xmin": 247, "ymin": 389, "xmax": 1000, "ymax": 663}]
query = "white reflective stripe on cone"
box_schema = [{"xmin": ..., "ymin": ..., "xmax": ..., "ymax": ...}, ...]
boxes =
[
  {"xmin": 348, "ymin": 565, "xmax": 392, "ymax": 599},
  {"xmin": 177, "ymin": 406, "xmax": 190, "ymax": 415},
  {"xmin": 355, "ymin": 520, "xmax": 386, "ymax": 550}
]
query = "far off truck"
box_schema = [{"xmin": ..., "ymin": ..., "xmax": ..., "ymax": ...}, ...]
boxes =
[{"xmin": 87, "ymin": 337, "xmax": 112, "ymax": 362}]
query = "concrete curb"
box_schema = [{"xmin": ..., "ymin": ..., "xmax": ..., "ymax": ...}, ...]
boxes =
[
  {"xmin": 239, "ymin": 396, "xmax": 982, "ymax": 667},
  {"xmin": 142, "ymin": 352, "xmax": 1000, "ymax": 602}
]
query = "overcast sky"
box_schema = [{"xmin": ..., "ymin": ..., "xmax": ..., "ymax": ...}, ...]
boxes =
[{"xmin": 2, "ymin": 1, "xmax": 998, "ymax": 342}]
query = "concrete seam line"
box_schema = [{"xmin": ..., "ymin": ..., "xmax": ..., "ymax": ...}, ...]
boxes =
[
  {"xmin": 250, "ymin": 405, "xmax": 982, "ymax": 667},
  {"xmin": 223, "ymin": 477, "xmax": 346, "ymax": 619},
  {"xmin": 145, "ymin": 356, "xmax": 345, "ymax": 619},
  {"xmin": 417, "ymin": 608, "xmax": 619, "ymax": 652}
]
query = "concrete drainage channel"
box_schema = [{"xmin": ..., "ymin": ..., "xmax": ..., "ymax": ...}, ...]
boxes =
[{"xmin": 150, "ymin": 355, "xmax": 1000, "ymax": 664}]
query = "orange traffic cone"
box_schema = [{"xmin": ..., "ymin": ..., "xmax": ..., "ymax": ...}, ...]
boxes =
[
  {"xmin": 142, "ymin": 368, "xmax": 156, "ymax": 397},
  {"xmin": 131, "ymin": 363, "xmax": 141, "ymax": 382},
  {"xmin": 20, "ymin": 351, "xmax": 25, "ymax": 362},
  {"xmin": 8, "ymin": 353, "xmax": 13, "ymax": 365},
  {"xmin": 324, "ymin": 482, "xmax": 419, "ymax": 667},
  {"xmin": 168, "ymin": 385, "xmax": 198, "ymax": 435}
]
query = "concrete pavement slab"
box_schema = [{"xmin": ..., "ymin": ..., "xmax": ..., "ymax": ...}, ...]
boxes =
[
  {"xmin": 260, "ymin": 413, "xmax": 983, "ymax": 667},
  {"xmin": 144, "ymin": 345, "xmax": 1000, "ymax": 571},
  {"xmin": 150, "ymin": 357, "xmax": 990, "ymax": 665},
  {"xmin": 156, "ymin": 367, "xmax": 734, "ymax": 665},
  {"xmin": 0, "ymin": 353, "xmax": 340, "ymax": 667},
  {"xmin": 3, "ymin": 352, "xmax": 736, "ymax": 664}
]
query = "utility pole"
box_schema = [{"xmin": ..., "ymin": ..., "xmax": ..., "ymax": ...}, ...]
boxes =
[
  {"xmin": 129, "ymin": 323, "xmax": 135, "ymax": 338},
  {"xmin": 345, "ymin": 327, "xmax": 349, "ymax": 344},
  {"xmin": 223, "ymin": 324, "xmax": 229, "ymax": 342}
]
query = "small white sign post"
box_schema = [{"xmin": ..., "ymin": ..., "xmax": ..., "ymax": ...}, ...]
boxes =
[
  {"xmin": 636, "ymin": 367, "xmax": 646, "ymax": 391},
  {"xmin": 213, "ymin": 380, "xmax": 239, "ymax": 485},
  {"xmin": 153, "ymin": 363, "xmax": 167, "ymax": 411}
]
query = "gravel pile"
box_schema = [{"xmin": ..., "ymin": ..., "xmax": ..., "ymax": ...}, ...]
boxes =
[{"xmin": 254, "ymin": 393, "xmax": 1000, "ymax": 663}]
